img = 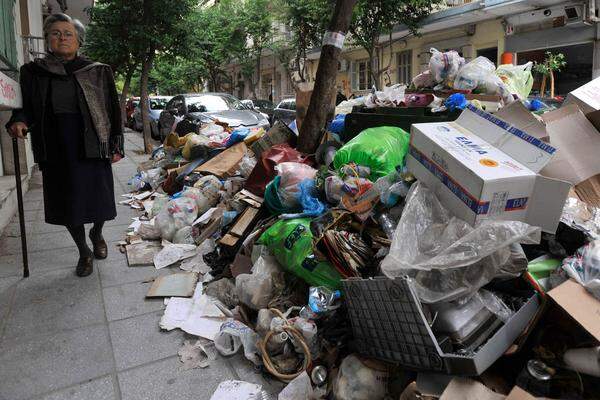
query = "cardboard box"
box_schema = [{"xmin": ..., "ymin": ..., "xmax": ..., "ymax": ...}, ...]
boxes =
[
  {"xmin": 548, "ymin": 279, "xmax": 600, "ymax": 342},
  {"xmin": 407, "ymin": 104, "xmax": 571, "ymax": 233}
]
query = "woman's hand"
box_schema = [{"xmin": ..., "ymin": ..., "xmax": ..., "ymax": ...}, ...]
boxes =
[
  {"xmin": 111, "ymin": 153, "xmax": 123, "ymax": 163},
  {"xmin": 8, "ymin": 122, "xmax": 28, "ymax": 139}
]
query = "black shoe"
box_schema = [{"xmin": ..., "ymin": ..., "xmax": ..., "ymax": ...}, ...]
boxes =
[
  {"xmin": 89, "ymin": 230, "xmax": 108, "ymax": 259},
  {"xmin": 76, "ymin": 256, "xmax": 94, "ymax": 277}
]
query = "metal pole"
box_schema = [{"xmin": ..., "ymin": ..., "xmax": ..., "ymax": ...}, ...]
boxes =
[{"xmin": 12, "ymin": 137, "xmax": 29, "ymax": 278}]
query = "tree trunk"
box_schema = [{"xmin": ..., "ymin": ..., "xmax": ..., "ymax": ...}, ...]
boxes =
[
  {"xmin": 540, "ymin": 74, "xmax": 547, "ymax": 98},
  {"xmin": 254, "ymin": 49, "xmax": 262, "ymax": 100},
  {"xmin": 550, "ymin": 71, "xmax": 555, "ymax": 98},
  {"xmin": 120, "ymin": 65, "xmax": 135, "ymax": 126},
  {"xmin": 298, "ymin": 0, "xmax": 357, "ymax": 154},
  {"xmin": 140, "ymin": 50, "xmax": 155, "ymax": 154}
]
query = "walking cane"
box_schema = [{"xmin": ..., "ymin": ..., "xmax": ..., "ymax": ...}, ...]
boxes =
[{"xmin": 12, "ymin": 137, "xmax": 29, "ymax": 278}]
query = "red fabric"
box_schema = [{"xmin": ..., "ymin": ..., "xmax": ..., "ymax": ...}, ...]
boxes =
[{"xmin": 245, "ymin": 143, "xmax": 312, "ymax": 196}]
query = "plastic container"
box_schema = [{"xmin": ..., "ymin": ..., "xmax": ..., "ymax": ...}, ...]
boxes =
[{"xmin": 342, "ymin": 276, "xmax": 540, "ymax": 375}]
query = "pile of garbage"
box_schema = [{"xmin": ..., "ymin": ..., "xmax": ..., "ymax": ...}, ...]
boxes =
[{"xmin": 120, "ymin": 74, "xmax": 600, "ymax": 400}]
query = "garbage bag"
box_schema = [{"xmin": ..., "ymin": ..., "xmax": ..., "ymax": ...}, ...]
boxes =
[
  {"xmin": 333, "ymin": 354, "xmax": 389, "ymax": 400},
  {"xmin": 245, "ymin": 143, "xmax": 311, "ymax": 196},
  {"xmin": 429, "ymin": 48, "xmax": 465, "ymax": 85},
  {"xmin": 454, "ymin": 57, "xmax": 514, "ymax": 103},
  {"xmin": 496, "ymin": 62, "xmax": 534, "ymax": 100},
  {"xmin": 155, "ymin": 197, "xmax": 198, "ymax": 241},
  {"xmin": 173, "ymin": 226, "xmax": 195, "ymax": 245},
  {"xmin": 235, "ymin": 253, "xmax": 285, "ymax": 310},
  {"xmin": 214, "ymin": 320, "xmax": 262, "ymax": 366},
  {"xmin": 381, "ymin": 183, "xmax": 541, "ymax": 303},
  {"xmin": 333, "ymin": 126, "xmax": 410, "ymax": 180},
  {"xmin": 258, "ymin": 218, "xmax": 342, "ymax": 289},
  {"xmin": 182, "ymin": 134, "xmax": 211, "ymax": 160},
  {"xmin": 275, "ymin": 162, "xmax": 317, "ymax": 209},
  {"xmin": 561, "ymin": 240, "xmax": 600, "ymax": 300}
]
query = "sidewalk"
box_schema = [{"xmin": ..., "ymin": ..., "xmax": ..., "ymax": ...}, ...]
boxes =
[{"xmin": 0, "ymin": 129, "xmax": 283, "ymax": 400}]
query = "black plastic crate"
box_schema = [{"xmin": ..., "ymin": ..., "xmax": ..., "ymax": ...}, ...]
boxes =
[{"xmin": 342, "ymin": 276, "xmax": 540, "ymax": 376}]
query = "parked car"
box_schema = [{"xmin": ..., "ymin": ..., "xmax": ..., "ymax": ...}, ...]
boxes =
[
  {"xmin": 132, "ymin": 96, "xmax": 172, "ymax": 139},
  {"xmin": 125, "ymin": 97, "xmax": 140, "ymax": 128},
  {"xmin": 272, "ymin": 98, "xmax": 296, "ymax": 125},
  {"xmin": 241, "ymin": 99, "xmax": 275, "ymax": 122},
  {"xmin": 157, "ymin": 93, "xmax": 271, "ymax": 140}
]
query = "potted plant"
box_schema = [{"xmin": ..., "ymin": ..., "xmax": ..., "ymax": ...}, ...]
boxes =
[{"xmin": 533, "ymin": 51, "xmax": 566, "ymax": 98}]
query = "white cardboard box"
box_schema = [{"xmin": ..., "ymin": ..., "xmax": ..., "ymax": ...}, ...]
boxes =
[{"xmin": 407, "ymin": 105, "xmax": 571, "ymax": 233}]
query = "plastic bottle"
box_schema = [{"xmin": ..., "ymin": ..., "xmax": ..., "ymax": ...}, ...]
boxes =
[
  {"xmin": 299, "ymin": 286, "xmax": 342, "ymax": 319},
  {"xmin": 377, "ymin": 212, "xmax": 397, "ymax": 239}
]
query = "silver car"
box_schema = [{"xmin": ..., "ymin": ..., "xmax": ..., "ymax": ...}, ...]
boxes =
[
  {"xmin": 132, "ymin": 96, "xmax": 172, "ymax": 139},
  {"xmin": 158, "ymin": 93, "xmax": 271, "ymax": 140}
]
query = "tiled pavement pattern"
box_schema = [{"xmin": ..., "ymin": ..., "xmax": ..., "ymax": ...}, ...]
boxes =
[{"xmin": 0, "ymin": 129, "xmax": 284, "ymax": 400}]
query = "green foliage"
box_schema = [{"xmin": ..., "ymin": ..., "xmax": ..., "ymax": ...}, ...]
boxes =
[
  {"xmin": 273, "ymin": 0, "xmax": 332, "ymax": 82},
  {"xmin": 533, "ymin": 52, "xmax": 567, "ymax": 76},
  {"xmin": 350, "ymin": 0, "xmax": 439, "ymax": 86}
]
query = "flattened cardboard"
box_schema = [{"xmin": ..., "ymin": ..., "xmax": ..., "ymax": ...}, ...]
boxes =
[
  {"xmin": 126, "ymin": 241, "xmax": 162, "ymax": 266},
  {"xmin": 195, "ymin": 142, "xmax": 247, "ymax": 178},
  {"xmin": 548, "ymin": 279, "xmax": 600, "ymax": 342},
  {"xmin": 439, "ymin": 378, "xmax": 504, "ymax": 400},
  {"xmin": 564, "ymin": 75, "xmax": 600, "ymax": 115},
  {"xmin": 147, "ymin": 272, "xmax": 199, "ymax": 298},
  {"xmin": 541, "ymin": 105, "xmax": 600, "ymax": 185}
]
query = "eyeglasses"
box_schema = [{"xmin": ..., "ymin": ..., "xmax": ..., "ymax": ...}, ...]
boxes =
[{"xmin": 49, "ymin": 30, "xmax": 75, "ymax": 40}]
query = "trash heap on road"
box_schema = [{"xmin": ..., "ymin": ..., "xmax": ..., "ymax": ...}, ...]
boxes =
[{"xmin": 119, "ymin": 59, "xmax": 600, "ymax": 399}]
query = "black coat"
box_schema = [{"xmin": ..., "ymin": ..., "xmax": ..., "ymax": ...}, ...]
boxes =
[{"xmin": 6, "ymin": 55, "xmax": 124, "ymax": 164}]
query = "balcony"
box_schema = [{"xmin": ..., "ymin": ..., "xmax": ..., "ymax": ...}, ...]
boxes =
[{"xmin": 22, "ymin": 36, "xmax": 46, "ymax": 63}]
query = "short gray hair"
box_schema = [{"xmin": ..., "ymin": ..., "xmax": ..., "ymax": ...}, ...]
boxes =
[{"xmin": 43, "ymin": 13, "xmax": 86, "ymax": 47}]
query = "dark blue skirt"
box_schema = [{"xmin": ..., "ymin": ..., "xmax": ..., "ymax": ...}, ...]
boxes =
[{"xmin": 41, "ymin": 113, "xmax": 116, "ymax": 226}]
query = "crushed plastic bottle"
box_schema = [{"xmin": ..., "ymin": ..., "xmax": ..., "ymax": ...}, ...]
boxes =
[
  {"xmin": 299, "ymin": 286, "xmax": 342, "ymax": 320},
  {"xmin": 377, "ymin": 212, "xmax": 397, "ymax": 239}
]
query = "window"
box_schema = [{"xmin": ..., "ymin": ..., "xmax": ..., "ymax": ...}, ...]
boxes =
[
  {"xmin": 186, "ymin": 95, "xmax": 246, "ymax": 113},
  {"xmin": 397, "ymin": 50, "xmax": 412, "ymax": 85},
  {"xmin": 0, "ymin": 0, "xmax": 17, "ymax": 69},
  {"xmin": 477, "ymin": 47, "xmax": 498, "ymax": 66},
  {"xmin": 351, "ymin": 59, "xmax": 372, "ymax": 91}
]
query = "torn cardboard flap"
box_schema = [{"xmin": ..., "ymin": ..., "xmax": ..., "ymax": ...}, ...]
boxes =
[
  {"xmin": 548, "ymin": 279, "xmax": 600, "ymax": 342},
  {"xmin": 195, "ymin": 142, "xmax": 247, "ymax": 178},
  {"xmin": 541, "ymin": 104, "xmax": 600, "ymax": 185},
  {"xmin": 407, "ymin": 105, "xmax": 570, "ymax": 233},
  {"xmin": 495, "ymin": 101, "xmax": 548, "ymax": 140}
]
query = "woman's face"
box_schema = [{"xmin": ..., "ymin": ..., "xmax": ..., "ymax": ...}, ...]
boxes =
[{"xmin": 48, "ymin": 21, "xmax": 79, "ymax": 59}]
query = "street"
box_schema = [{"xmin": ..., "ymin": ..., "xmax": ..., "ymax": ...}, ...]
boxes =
[{"xmin": 0, "ymin": 129, "xmax": 283, "ymax": 400}]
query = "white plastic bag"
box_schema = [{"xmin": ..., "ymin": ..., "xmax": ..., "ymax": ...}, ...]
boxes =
[
  {"xmin": 454, "ymin": 56, "xmax": 514, "ymax": 103},
  {"xmin": 235, "ymin": 254, "xmax": 285, "ymax": 310},
  {"xmin": 333, "ymin": 354, "xmax": 389, "ymax": 400},
  {"xmin": 429, "ymin": 48, "xmax": 465, "ymax": 84},
  {"xmin": 156, "ymin": 197, "xmax": 198, "ymax": 241},
  {"xmin": 214, "ymin": 320, "xmax": 262, "ymax": 366},
  {"xmin": 381, "ymin": 183, "xmax": 540, "ymax": 303},
  {"xmin": 562, "ymin": 240, "xmax": 600, "ymax": 300}
]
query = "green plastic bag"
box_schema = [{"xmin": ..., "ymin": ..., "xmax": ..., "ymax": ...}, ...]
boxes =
[
  {"xmin": 259, "ymin": 218, "xmax": 342, "ymax": 289},
  {"xmin": 496, "ymin": 63, "xmax": 534, "ymax": 100},
  {"xmin": 333, "ymin": 126, "xmax": 410, "ymax": 180}
]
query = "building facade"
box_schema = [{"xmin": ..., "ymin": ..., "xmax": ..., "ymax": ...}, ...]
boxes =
[{"xmin": 226, "ymin": 0, "xmax": 600, "ymax": 104}]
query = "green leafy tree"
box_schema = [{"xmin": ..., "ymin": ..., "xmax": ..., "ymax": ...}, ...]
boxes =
[
  {"xmin": 85, "ymin": 0, "xmax": 141, "ymax": 122},
  {"xmin": 533, "ymin": 51, "xmax": 566, "ymax": 98},
  {"xmin": 349, "ymin": 0, "xmax": 438, "ymax": 88},
  {"xmin": 273, "ymin": 0, "xmax": 332, "ymax": 84},
  {"xmin": 236, "ymin": 0, "xmax": 275, "ymax": 99},
  {"xmin": 131, "ymin": 0, "xmax": 194, "ymax": 153}
]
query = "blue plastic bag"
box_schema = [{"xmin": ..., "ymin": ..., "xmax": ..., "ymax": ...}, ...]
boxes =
[{"xmin": 226, "ymin": 128, "xmax": 250, "ymax": 147}]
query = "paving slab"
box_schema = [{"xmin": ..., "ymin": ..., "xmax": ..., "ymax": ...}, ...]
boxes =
[
  {"xmin": 2, "ymin": 267, "xmax": 104, "ymax": 341},
  {"xmin": 118, "ymin": 356, "xmax": 236, "ymax": 400},
  {"xmin": 35, "ymin": 375, "xmax": 117, "ymax": 400},
  {"xmin": 109, "ymin": 310, "xmax": 185, "ymax": 371},
  {"xmin": 103, "ymin": 281, "xmax": 165, "ymax": 321},
  {"xmin": 0, "ymin": 324, "xmax": 113, "ymax": 400},
  {"xmin": 0, "ymin": 275, "xmax": 20, "ymax": 334}
]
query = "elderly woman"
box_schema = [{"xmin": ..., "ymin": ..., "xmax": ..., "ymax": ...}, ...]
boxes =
[{"xmin": 6, "ymin": 13, "xmax": 123, "ymax": 277}]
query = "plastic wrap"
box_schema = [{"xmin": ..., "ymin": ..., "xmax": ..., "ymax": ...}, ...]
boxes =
[
  {"xmin": 561, "ymin": 197, "xmax": 600, "ymax": 240},
  {"xmin": 454, "ymin": 56, "xmax": 497, "ymax": 91},
  {"xmin": 333, "ymin": 126, "xmax": 410, "ymax": 180},
  {"xmin": 562, "ymin": 240, "xmax": 600, "ymax": 300},
  {"xmin": 381, "ymin": 183, "xmax": 541, "ymax": 303},
  {"xmin": 235, "ymin": 254, "xmax": 285, "ymax": 310},
  {"xmin": 429, "ymin": 48, "xmax": 465, "ymax": 85},
  {"xmin": 364, "ymin": 84, "xmax": 406, "ymax": 108},
  {"xmin": 476, "ymin": 289, "xmax": 514, "ymax": 323}
]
